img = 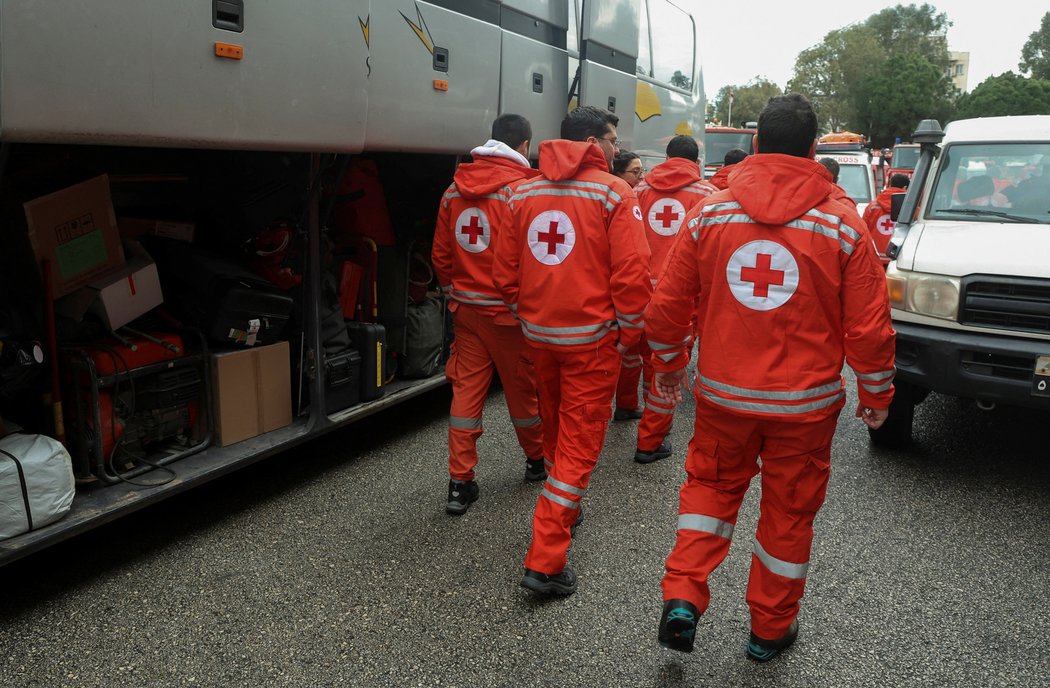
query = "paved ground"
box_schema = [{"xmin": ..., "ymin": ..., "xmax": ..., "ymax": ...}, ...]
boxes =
[{"xmin": 1, "ymin": 374, "xmax": 1048, "ymax": 687}]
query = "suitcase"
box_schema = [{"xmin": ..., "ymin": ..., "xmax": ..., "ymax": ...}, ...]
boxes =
[
  {"xmin": 345, "ymin": 321, "xmax": 386, "ymax": 401},
  {"xmin": 145, "ymin": 237, "xmax": 294, "ymax": 347},
  {"xmin": 323, "ymin": 348, "xmax": 361, "ymax": 414}
]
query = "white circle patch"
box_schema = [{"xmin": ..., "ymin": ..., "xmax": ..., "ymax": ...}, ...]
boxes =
[
  {"xmin": 726, "ymin": 240, "xmax": 800, "ymax": 311},
  {"xmin": 454, "ymin": 207, "xmax": 491, "ymax": 253},
  {"xmin": 527, "ymin": 210, "xmax": 576, "ymax": 265},
  {"xmin": 647, "ymin": 198, "xmax": 687, "ymax": 237},
  {"xmin": 876, "ymin": 214, "xmax": 895, "ymax": 236},
  {"xmin": 632, "ymin": 205, "xmax": 643, "ymax": 221}
]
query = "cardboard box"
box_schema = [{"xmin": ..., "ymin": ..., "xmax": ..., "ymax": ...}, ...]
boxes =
[
  {"xmin": 211, "ymin": 341, "xmax": 292, "ymax": 447},
  {"xmin": 56, "ymin": 241, "xmax": 164, "ymax": 331},
  {"xmin": 118, "ymin": 217, "xmax": 196, "ymax": 243},
  {"xmin": 23, "ymin": 175, "xmax": 126, "ymax": 299}
]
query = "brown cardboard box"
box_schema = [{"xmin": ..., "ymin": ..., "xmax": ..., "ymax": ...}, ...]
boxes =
[
  {"xmin": 23, "ymin": 175, "xmax": 126, "ymax": 299},
  {"xmin": 211, "ymin": 341, "xmax": 292, "ymax": 447},
  {"xmin": 55, "ymin": 240, "xmax": 164, "ymax": 331}
]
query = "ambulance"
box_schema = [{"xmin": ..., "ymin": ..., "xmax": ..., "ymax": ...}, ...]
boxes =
[{"xmin": 814, "ymin": 132, "xmax": 878, "ymax": 215}]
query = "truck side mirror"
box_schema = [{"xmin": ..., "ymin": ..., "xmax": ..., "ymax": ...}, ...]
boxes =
[{"xmin": 890, "ymin": 192, "xmax": 906, "ymax": 222}]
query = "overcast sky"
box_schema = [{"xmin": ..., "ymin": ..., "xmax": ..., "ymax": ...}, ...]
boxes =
[{"xmin": 691, "ymin": 1, "xmax": 1048, "ymax": 97}]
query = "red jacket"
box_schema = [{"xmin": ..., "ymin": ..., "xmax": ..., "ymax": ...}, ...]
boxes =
[
  {"xmin": 432, "ymin": 143, "xmax": 540, "ymax": 321},
  {"xmin": 493, "ymin": 140, "xmax": 652, "ymax": 351},
  {"xmin": 709, "ymin": 164, "xmax": 735, "ymax": 190},
  {"xmin": 647, "ymin": 154, "xmax": 896, "ymax": 419},
  {"xmin": 635, "ymin": 158, "xmax": 715, "ymax": 279},
  {"xmin": 862, "ymin": 185, "xmax": 906, "ymax": 263}
]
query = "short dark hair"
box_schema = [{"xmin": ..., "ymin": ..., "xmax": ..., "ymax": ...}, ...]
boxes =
[
  {"xmin": 723, "ymin": 148, "xmax": 748, "ymax": 166},
  {"xmin": 492, "ymin": 113, "xmax": 532, "ymax": 150},
  {"xmin": 818, "ymin": 157, "xmax": 840, "ymax": 182},
  {"xmin": 889, "ymin": 173, "xmax": 910, "ymax": 189},
  {"xmin": 561, "ymin": 105, "xmax": 619, "ymax": 142},
  {"xmin": 612, "ymin": 150, "xmax": 640, "ymax": 175},
  {"xmin": 757, "ymin": 94, "xmax": 818, "ymax": 157},
  {"xmin": 666, "ymin": 135, "xmax": 699, "ymax": 161}
]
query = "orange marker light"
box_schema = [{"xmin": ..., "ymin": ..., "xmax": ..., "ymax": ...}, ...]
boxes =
[
  {"xmin": 215, "ymin": 43, "xmax": 244, "ymax": 60},
  {"xmin": 433, "ymin": 80, "xmax": 449, "ymax": 92}
]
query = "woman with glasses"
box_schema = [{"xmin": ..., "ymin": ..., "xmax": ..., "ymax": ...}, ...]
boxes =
[{"xmin": 613, "ymin": 150, "xmax": 645, "ymax": 188}]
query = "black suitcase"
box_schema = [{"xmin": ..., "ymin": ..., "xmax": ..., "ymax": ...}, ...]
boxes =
[
  {"xmin": 146, "ymin": 237, "xmax": 294, "ymax": 347},
  {"xmin": 323, "ymin": 348, "xmax": 361, "ymax": 414},
  {"xmin": 345, "ymin": 321, "xmax": 386, "ymax": 401}
]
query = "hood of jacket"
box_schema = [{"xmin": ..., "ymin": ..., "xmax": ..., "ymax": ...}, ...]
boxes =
[
  {"xmin": 709, "ymin": 164, "xmax": 734, "ymax": 190},
  {"xmin": 645, "ymin": 157, "xmax": 702, "ymax": 192},
  {"xmin": 537, "ymin": 140, "xmax": 610, "ymax": 180},
  {"xmin": 453, "ymin": 140, "xmax": 537, "ymax": 197},
  {"xmin": 873, "ymin": 186, "xmax": 903, "ymax": 213},
  {"xmin": 727, "ymin": 154, "xmax": 836, "ymax": 225}
]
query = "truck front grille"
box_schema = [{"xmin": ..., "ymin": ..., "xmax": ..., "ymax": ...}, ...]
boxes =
[{"xmin": 960, "ymin": 277, "xmax": 1050, "ymax": 334}]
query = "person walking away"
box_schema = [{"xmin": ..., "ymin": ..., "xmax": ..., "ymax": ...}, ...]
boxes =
[
  {"xmin": 646, "ymin": 94, "xmax": 896, "ymax": 660},
  {"xmin": 494, "ymin": 105, "xmax": 651, "ymax": 596},
  {"xmin": 817, "ymin": 157, "xmax": 857, "ymax": 209},
  {"xmin": 432, "ymin": 113, "xmax": 545, "ymax": 516},
  {"xmin": 709, "ymin": 148, "xmax": 748, "ymax": 190},
  {"xmin": 629, "ymin": 134, "xmax": 715, "ymax": 463},
  {"xmin": 862, "ymin": 173, "xmax": 909, "ymax": 266}
]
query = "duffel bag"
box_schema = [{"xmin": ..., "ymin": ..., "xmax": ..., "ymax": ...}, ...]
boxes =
[{"xmin": 0, "ymin": 433, "xmax": 75, "ymax": 541}]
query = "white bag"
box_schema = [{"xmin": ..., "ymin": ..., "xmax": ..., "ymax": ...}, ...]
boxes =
[{"xmin": 0, "ymin": 433, "xmax": 75, "ymax": 540}]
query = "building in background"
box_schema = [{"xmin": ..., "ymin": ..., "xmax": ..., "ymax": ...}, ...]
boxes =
[{"xmin": 947, "ymin": 51, "xmax": 970, "ymax": 93}]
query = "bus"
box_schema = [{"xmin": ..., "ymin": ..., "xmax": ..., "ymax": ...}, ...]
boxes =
[{"xmin": 0, "ymin": 0, "xmax": 705, "ymax": 567}]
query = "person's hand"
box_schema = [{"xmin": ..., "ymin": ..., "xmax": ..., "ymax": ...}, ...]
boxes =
[
  {"xmin": 855, "ymin": 404, "xmax": 889, "ymax": 429},
  {"xmin": 654, "ymin": 368, "xmax": 687, "ymax": 404}
]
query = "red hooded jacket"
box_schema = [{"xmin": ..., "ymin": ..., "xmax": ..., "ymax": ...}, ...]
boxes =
[
  {"xmin": 635, "ymin": 157, "xmax": 715, "ymax": 279},
  {"xmin": 709, "ymin": 164, "xmax": 735, "ymax": 190},
  {"xmin": 493, "ymin": 140, "xmax": 652, "ymax": 351},
  {"xmin": 432, "ymin": 143, "xmax": 540, "ymax": 321},
  {"xmin": 646, "ymin": 154, "xmax": 896, "ymax": 420},
  {"xmin": 862, "ymin": 185, "xmax": 906, "ymax": 263}
]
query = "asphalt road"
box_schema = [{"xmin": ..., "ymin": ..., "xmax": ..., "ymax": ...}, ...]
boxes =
[{"xmin": 1, "ymin": 374, "xmax": 1048, "ymax": 687}]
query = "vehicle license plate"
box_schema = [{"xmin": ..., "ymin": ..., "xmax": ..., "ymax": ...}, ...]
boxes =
[{"xmin": 1033, "ymin": 355, "xmax": 1050, "ymax": 397}]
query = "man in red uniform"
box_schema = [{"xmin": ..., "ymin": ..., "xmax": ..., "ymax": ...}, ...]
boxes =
[
  {"xmin": 863, "ymin": 173, "xmax": 909, "ymax": 266},
  {"xmin": 494, "ymin": 106, "xmax": 651, "ymax": 596},
  {"xmin": 647, "ymin": 94, "xmax": 896, "ymax": 660},
  {"xmin": 627, "ymin": 134, "xmax": 715, "ymax": 463},
  {"xmin": 709, "ymin": 148, "xmax": 747, "ymax": 190},
  {"xmin": 432, "ymin": 113, "xmax": 545, "ymax": 516}
]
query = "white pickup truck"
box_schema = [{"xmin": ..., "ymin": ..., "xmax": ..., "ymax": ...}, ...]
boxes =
[{"xmin": 872, "ymin": 115, "xmax": 1050, "ymax": 447}]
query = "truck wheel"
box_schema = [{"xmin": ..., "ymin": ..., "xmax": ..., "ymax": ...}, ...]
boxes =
[{"xmin": 868, "ymin": 380, "xmax": 916, "ymax": 448}]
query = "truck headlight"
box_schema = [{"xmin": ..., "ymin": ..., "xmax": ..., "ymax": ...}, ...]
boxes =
[{"xmin": 907, "ymin": 274, "xmax": 960, "ymax": 319}]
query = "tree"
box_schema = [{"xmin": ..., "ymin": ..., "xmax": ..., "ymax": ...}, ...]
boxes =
[
  {"xmin": 670, "ymin": 70, "xmax": 691, "ymax": 90},
  {"xmin": 866, "ymin": 3, "xmax": 951, "ymax": 70},
  {"xmin": 854, "ymin": 53, "xmax": 956, "ymax": 146},
  {"xmin": 712, "ymin": 79, "xmax": 783, "ymax": 127},
  {"xmin": 955, "ymin": 72, "xmax": 1050, "ymax": 119},
  {"xmin": 1019, "ymin": 12, "xmax": 1050, "ymax": 80}
]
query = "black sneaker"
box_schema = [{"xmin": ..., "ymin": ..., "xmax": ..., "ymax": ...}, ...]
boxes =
[
  {"xmin": 658, "ymin": 599, "xmax": 700, "ymax": 653},
  {"xmin": 446, "ymin": 480, "xmax": 479, "ymax": 515},
  {"xmin": 525, "ymin": 458, "xmax": 547, "ymax": 482},
  {"xmin": 520, "ymin": 567, "xmax": 577, "ymax": 596},
  {"xmin": 634, "ymin": 440, "xmax": 672, "ymax": 464},
  {"xmin": 614, "ymin": 407, "xmax": 644, "ymax": 421},
  {"xmin": 746, "ymin": 620, "xmax": 799, "ymax": 662}
]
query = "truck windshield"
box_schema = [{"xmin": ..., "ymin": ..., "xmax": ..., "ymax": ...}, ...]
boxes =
[
  {"xmin": 927, "ymin": 143, "xmax": 1050, "ymax": 224},
  {"xmin": 837, "ymin": 164, "xmax": 873, "ymax": 203},
  {"xmin": 891, "ymin": 145, "xmax": 920, "ymax": 169},
  {"xmin": 705, "ymin": 132, "xmax": 754, "ymax": 165}
]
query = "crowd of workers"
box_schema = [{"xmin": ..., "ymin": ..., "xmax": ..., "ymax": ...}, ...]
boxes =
[{"xmin": 431, "ymin": 94, "xmax": 896, "ymax": 662}]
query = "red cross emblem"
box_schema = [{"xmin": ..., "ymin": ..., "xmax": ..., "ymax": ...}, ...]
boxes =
[
  {"xmin": 647, "ymin": 198, "xmax": 686, "ymax": 237},
  {"xmin": 654, "ymin": 205, "xmax": 679, "ymax": 228},
  {"xmin": 454, "ymin": 208, "xmax": 491, "ymax": 253},
  {"xmin": 876, "ymin": 214, "xmax": 895, "ymax": 235},
  {"xmin": 537, "ymin": 220, "xmax": 565, "ymax": 255},
  {"xmin": 460, "ymin": 214, "xmax": 485, "ymax": 244},
  {"xmin": 527, "ymin": 210, "xmax": 576, "ymax": 265},
  {"xmin": 740, "ymin": 253, "xmax": 785, "ymax": 298}
]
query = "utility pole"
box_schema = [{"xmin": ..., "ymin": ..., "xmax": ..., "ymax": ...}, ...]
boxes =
[{"xmin": 728, "ymin": 90, "xmax": 734, "ymax": 128}]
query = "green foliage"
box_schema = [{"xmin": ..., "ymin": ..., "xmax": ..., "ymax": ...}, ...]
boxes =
[
  {"xmin": 855, "ymin": 54, "xmax": 956, "ymax": 145},
  {"xmin": 711, "ymin": 79, "xmax": 783, "ymax": 127},
  {"xmin": 1019, "ymin": 12, "xmax": 1050, "ymax": 80},
  {"xmin": 955, "ymin": 72, "xmax": 1050, "ymax": 119},
  {"xmin": 787, "ymin": 3, "xmax": 955, "ymax": 139}
]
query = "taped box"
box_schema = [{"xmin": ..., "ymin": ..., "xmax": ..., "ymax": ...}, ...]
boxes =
[{"xmin": 210, "ymin": 341, "xmax": 292, "ymax": 447}]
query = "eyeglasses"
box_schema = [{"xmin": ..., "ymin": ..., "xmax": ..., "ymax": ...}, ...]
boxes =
[
  {"xmin": 600, "ymin": 135, "xmax": 622, "ymax": 147},
  {"xmin": 624, "ymin": 167, "xmax": 645, "ymax": 176}
]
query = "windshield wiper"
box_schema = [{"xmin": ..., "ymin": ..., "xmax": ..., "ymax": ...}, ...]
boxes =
[{"xmin": 934, "ymin": 207, "xmax": 1039, "ymax": 223}]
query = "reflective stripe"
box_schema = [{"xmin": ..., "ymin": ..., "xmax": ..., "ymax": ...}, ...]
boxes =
[
  {"xmin": 505, "ymin": 302, "xmax": 518, "ymax": 312},
  {"xmin": 678, "ymin": 513, "xmax": 735, "ymax": 540},
  {"xmin": 697, "ymin": 374, "xmax": 842, "ymax": 401},
  {"xmin": 645, "ymin": 399, "xmax": 675, "ymax": 415},
  {"xmin": 521, "ymin": 319, "xmax": 614, "ymax": 336},
  {"xmin": 697, "ymin": 385, "xmax": 845, "ymax": 415},
  {"xmin": 511, "ymin": 187, "xmax": 616, "ymax": 212},
  {"xmin": 699, "ymin": 213, "xmax": 753, "ymax": 228},
  {"xmin": 648, "ymin": 339, "xmax": 683, "ymax": 352},
  {"xmin": 483, "ymin": 192, "xmax": 509, "ymax": 201},
  {"xmin": 449, "ymin": 416, "xmax": 482, "ymax": 430},
  {"xmin": 686, "ymin": 217, "xmax": 701, "ymax": 229},
  {"xmin": 656, "ymin": 351, "xmax": 684, "ymax": 363},
  {"xmin": 445, "ymin": 190, "xmax": 461, "ymax": 200},
  {"xmin": 511, "ymin": 415, "xmax": 541, "ymax": 428},
  {"xmin": 615, "ymin": 309, "xmax": 644, "ymax": 322},
  {"xmin": 617, "ymin": 318, "xmax": 644, "ymax": 330},
  {"xmin": 450, "ymin": 292, "xmax": 504, "ymax": 307},
  {"xmin": 517, "ymin": 178, "xmax": 623, "ymax": 204},
  {"xmin": 783, "ymin": 218, "xmax": 855, "ymax": 254},
  {"xmin": 544, "ymin": 458, "xmax": 554, "ymax": 469},
  {"xmin": 704, "ymin": 201, "xmax": 743, "ymax": 213},
  {"xmin": 753, "ymin": 538, "xmax": 809, "ymax": 579},
  {"xmin": 541, "ymin": 488, "xmax": 580, "ymax": 510},
  {"xmin": 546, "ymin": 476, "xmax": 584, "ymax": 497},
  {"xmin": 862, "ymin": 380, "xmax": 893, "ymax": 393},
  {"xmin": 838, "ymin": 221, "xmax": 862, "ymax": 242},
  {"xmin": 856, "ymin": 368, "xmax": 896, "ymax": 381},
  {"xmin": 453, "ymin": 288, "xmax": 502, "ymax": 301}
]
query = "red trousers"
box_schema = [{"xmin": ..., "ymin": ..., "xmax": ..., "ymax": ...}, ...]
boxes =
[
  {"xmin": 661, "ymin": 398, "xmax": 839, "ymax": 639},
  {"xmin": 635, "ymin": 350, "xmax": 675, "ymax": 451},
  {"xmin": 615, "ymin": 339, "xmax": 645, "ymax": 410},
  {"xmin": 524, "ymin": 342, "xmax": 619, "ymax": 574},
  {"xmin": 446, "ymin": 306, "xmax": 542, "ymax": 481}
]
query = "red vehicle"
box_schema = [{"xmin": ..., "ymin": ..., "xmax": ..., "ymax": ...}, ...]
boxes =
[
  {"xmin": 883, "ymin": 143, "xmax": 920, "ymax": 188},
  {"xmin": 703, "ymin": 125, "xmax": 756, "ymax": 179}
]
